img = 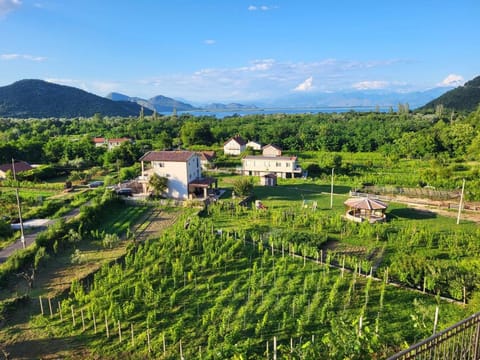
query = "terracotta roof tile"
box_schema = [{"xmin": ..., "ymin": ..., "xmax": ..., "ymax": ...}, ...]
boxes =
[
  {"xmin": 140, "ymin": 151, "xmax": 196, "ymax": 162},
  {"xmin": 0, "ymin": 161, "xmax": 33, "ymax": 173}
]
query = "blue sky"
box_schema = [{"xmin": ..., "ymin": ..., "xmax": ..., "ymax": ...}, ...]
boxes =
[{"xmin": 0, "ymin": 0, "xmax": 479, "ymax": 102}]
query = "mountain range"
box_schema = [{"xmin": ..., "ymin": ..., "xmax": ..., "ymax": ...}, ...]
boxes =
[
  {"xmin": 0, "ymin": 80, "xmax": 150, "ymax": 118},
  {"xmin": 106, "ymin": 92, "xmax": 258, "ymax": 112},
  {"xmin": 0, "ymin": 77, "xmax": 478, "ymax": 119},
  {"xmin": 107, "ymin": 88, "xmax": 453, "ymax": 112}
]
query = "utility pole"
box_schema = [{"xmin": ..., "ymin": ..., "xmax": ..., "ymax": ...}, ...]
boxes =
[
  {"xmin": 12, "ymin": 159, "xmax": 26, "ymax": 249},
  {"xmin": 330, "ymin": 168, "xmax": 334, "ymax": 209},
  {"xmin": 456, "ymin": 178, "xmax": 465, "ymax": 225}
]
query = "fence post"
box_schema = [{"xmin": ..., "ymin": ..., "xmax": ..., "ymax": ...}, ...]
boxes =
[
  {"xmin": 48, "ymin": 298, "xmax": 53, "ymax": 318},
  {"xmin": 71, "ymin": 305, "xmax": 75, "ymax": 327},
  {"xmin": 58, "ymin": 301, "xmax": 63, "ymax": 322},
  {"xmin": 39, "ymin": 296, "xmax": 44, "ymax": 315},
  {"xmin": 105, "ymin": 315, "xmax": 109, "ymax": 338}
]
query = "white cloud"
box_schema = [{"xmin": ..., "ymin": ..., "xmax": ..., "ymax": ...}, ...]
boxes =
[
  {"xmin": 438, "ymin": 74, "xmax": 464, "ymax": 87},
  {"xmin": 204, "ymin": 39, "xmax": 216, "ymax": 45},
  {"xmin": 44, "ymin": 57, "xmax": 406, "ymax": 102},
  {"xmin": 44, "ymin": 78, "xmax": 119, "ymax": 95},
  {"xmin": 248, "ymin": 4, "xmax": 277, "ymax": 11},
  {"xmin": 0, "ymin": 0, "xmax": 21, "ymax": 16},
  {"xmin": 293, "ymin": 76, "xmax": 314, "ymax": 92},
  {"xmin": 0, "ymin": 53, "xmax": 46, "ymax": 61},
  {"xmin": 352, "ymin": 80, "xmax": 389, "ymax": 90}
]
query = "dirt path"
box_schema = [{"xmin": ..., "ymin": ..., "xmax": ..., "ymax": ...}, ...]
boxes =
[
  {"xmin": 0, "ymin": 206, "xmax": 181, "ymax": 360},
  {"xmin": 0, "ymin": 205, "xmax": 83, "ymax": 264}
]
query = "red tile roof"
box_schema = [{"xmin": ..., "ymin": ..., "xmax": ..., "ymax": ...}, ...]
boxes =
[
  {"xmin": 0, "ymin": 161, "xmax": 33, "ymax": 174},
  {"xmin": 140, "ymin": 151, "xmax": 196, "ymax": 162},
  {"xmin": 262, "ymin": 143, "xmax": 282, "ymax": 151},
  {"xmin": 197, "ymin": 151, "xmax": 216, "ymax": 161},
  {"xmin": 224, "ymin": 135, "xmax": 247, "ymax": 146},
  {"xmin": 93, "ymin": 137, "xmax": 106, "ymax": 143},
  {"xmin": 108, "ymin": 138, "xmax": 130, "ymax": 143}
]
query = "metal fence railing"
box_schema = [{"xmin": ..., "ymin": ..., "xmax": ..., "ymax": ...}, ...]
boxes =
[{"xmin": 387, "ymin": 312, "xmax": 480, "ymax": 360}]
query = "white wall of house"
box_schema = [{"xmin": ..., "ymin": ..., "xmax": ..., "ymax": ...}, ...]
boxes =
[
  {"xmin": 224, "ymin": 139, "xmax": 246, "ymax": 155},
  {"xmin": 242, "ymin": 156, "xmax": 299, "ymax": 178},
  {"xmin": 246, "ymin": 141, "xmax": 262, "ymax": 150},
  {"xmin": 150, "ymin": 154, "xmax": 202, "ymax": 199},
  {"xmin": 262, "ymin": 145, "xmax": 282, "ymax": 157}
]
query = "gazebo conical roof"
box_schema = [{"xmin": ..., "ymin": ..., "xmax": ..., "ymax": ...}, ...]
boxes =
[{"xmin": 344, "ymin": 197, "xmax": 387, "ymax": 210}]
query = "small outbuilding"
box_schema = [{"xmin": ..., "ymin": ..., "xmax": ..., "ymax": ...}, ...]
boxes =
[
  {"xmin": 260, "ymin": 173, "xmax": 277, "ymax": 186},
  {"xmin": 344, "ymin": 197, "xmax": 388, "ymax": 223}
]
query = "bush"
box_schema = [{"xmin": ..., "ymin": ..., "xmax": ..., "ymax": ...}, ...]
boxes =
[{"xmin": 232, "ymin": 177, "xmax": 253, "ymax": 197}]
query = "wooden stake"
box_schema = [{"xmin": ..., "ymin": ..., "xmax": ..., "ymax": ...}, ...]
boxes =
[
  {"xmin": 358, "ymin": 315, "xmax": 363, "ymax": 336},
  {"xmin": 131, "ymin": 323, "xmax": 134, "ymax": 346},
  {"xmin": 105, "ymin": 315, "xmax": 109, "ymax": 338},
  {"xmin": 58, "ymin": 301, "xmax": 63, "ymax": 321},
  {"xmin": 48, "ymin": 298, "xmax": 53, "ymax": 318},
  {"xmin": 330, "ymin": 168, "xmax": 334, "ymax": 209},
  {"xmin": 163, "ymin": 332, "xmax": 166, "ymax": 355},
  {"xmin": 118, "ymin": 320, "xmax": 122, "ymax": 343},
  {"xmin": 71, "ymin": 305, "xmax": 75, "ymax": 326},
  {"xmin": 290, "ymin": 338, "xmax": 293, "ymax": 353},
  {"xmin": 180, "ymin": 339, "xmax": 184, "ymax": 360},
  {"xmin": 456, "ymin": 178, "xmax": 465, "ymax": 225},
  {"xmin": 81, "ymin": 309, "xmax": 85, "ymax": 331},
  {"xmin": 273, "ymin": 336, "xmax": 277, "ymax": 360},
  {"xmin": 39, "ymin": 296, "xmax": 44, "ymax": 315},
  {"xmin": 93, "ymin": 312, "xmax": 97, "ymax": 334},
  {"xmin": 433, "ymin": 306, "xmax": 439, "ymax": 334},
  {"xmin": 147, "ymin": 327, "xmax": 151, "ymax": 353},
  {"xmin": 266, "ymin": 340, "xmax": 269, "ymax": 358}
]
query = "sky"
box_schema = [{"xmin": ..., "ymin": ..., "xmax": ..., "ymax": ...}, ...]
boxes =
[{"xmin": 0, "ymin": 0, "xmax": 479, "ymax": 103}]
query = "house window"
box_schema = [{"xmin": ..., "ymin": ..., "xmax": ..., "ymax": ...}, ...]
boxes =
[
  {"xmin": 155, "ymin": 162, "xmax": 165, "ymax": 168},
  {"xmin": 276, "ymin": 162, "xmax": 281, "ymax": 167}
]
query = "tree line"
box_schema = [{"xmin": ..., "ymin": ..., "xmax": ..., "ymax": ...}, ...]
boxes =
[{"xmin": 0, "ymin": 106, "xmax": 480, "ymax": 169}]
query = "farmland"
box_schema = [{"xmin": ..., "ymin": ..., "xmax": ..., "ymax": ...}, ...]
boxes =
[{"xmin": 14, "ymin": 180, "xmax": 476, "ymax": 359}]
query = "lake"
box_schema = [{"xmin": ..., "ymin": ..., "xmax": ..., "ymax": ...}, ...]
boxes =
[{"xmin": 161, "ymin": 106, "xmax": 391, "ymax": 119}]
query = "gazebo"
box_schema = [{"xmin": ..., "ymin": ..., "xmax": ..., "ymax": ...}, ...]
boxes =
[{"xmin": 344, "ymin": 197, "xmax": 388, "ymax": 223}]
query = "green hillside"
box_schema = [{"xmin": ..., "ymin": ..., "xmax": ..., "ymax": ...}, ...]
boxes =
[
  {"xmin": 0, "ymin": 79, "xmax": 151, "ymax": 118},
  {"xmin": 420, "ymin": 75, "xmax": 480, "ymax": 112}
]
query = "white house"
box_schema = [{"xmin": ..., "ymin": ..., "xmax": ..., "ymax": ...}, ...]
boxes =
[
  {"xmin": 242, "ymin": 155, "xmax": 302, "ymax": 178},
  {"xmin": 246, "ymin": 140, "xmax": 262, "ymax": 151},
  {"xmin": 262, "ymin": 144, "xmax": 282, "ymax": 157},
  {"xmin": 93, "ymin": 137, "xmax": 132, "ymax": 150},
  {"xmin": 0, "ymin": 161, "xmax": 33, "ymax": 179},
  {"xmin": 139, "ymin": 151, "xmax": 216, "ymax": 199},
  {"xmin": 196, "ymin": 151, "xmax": 216, "ymax": 170},
  {"xmin": 224, "ymin": 135, "xmax": 247, "ymax": 155}
]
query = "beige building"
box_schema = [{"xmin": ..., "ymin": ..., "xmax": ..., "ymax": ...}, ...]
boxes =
[
  {"xmin": 241, "ymin": 155, "xmax": 302, "ymax": 178},
  {"xmin": 224, "ymin": 135, "xmax": 247, "ymax": 155},
  {"xmin": 262, "ymin": 144, "xmax": 282, "ymax": 157}
]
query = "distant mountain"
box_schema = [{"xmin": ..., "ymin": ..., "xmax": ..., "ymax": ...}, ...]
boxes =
[
  {"xmin": 203, "ymin": 103, "xmax": 258, "ymax": 110},
  {"xmin": 0, "ymin": 80, "xmax": 150, "ymax": 118},
  {"xmin": 149, "ymin": 95, "xmax": 197, "ymax": 112},
  {"xmin": 257, "ymin": 87, "xmax": 452, "ymax": 109},
  {"xmin": 419, "ymin": 75, "xmax": 480, "ymax": 112},
  {"xmin": 106, "ymin": 92, "xmax": 197, "ymax": 112}
]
